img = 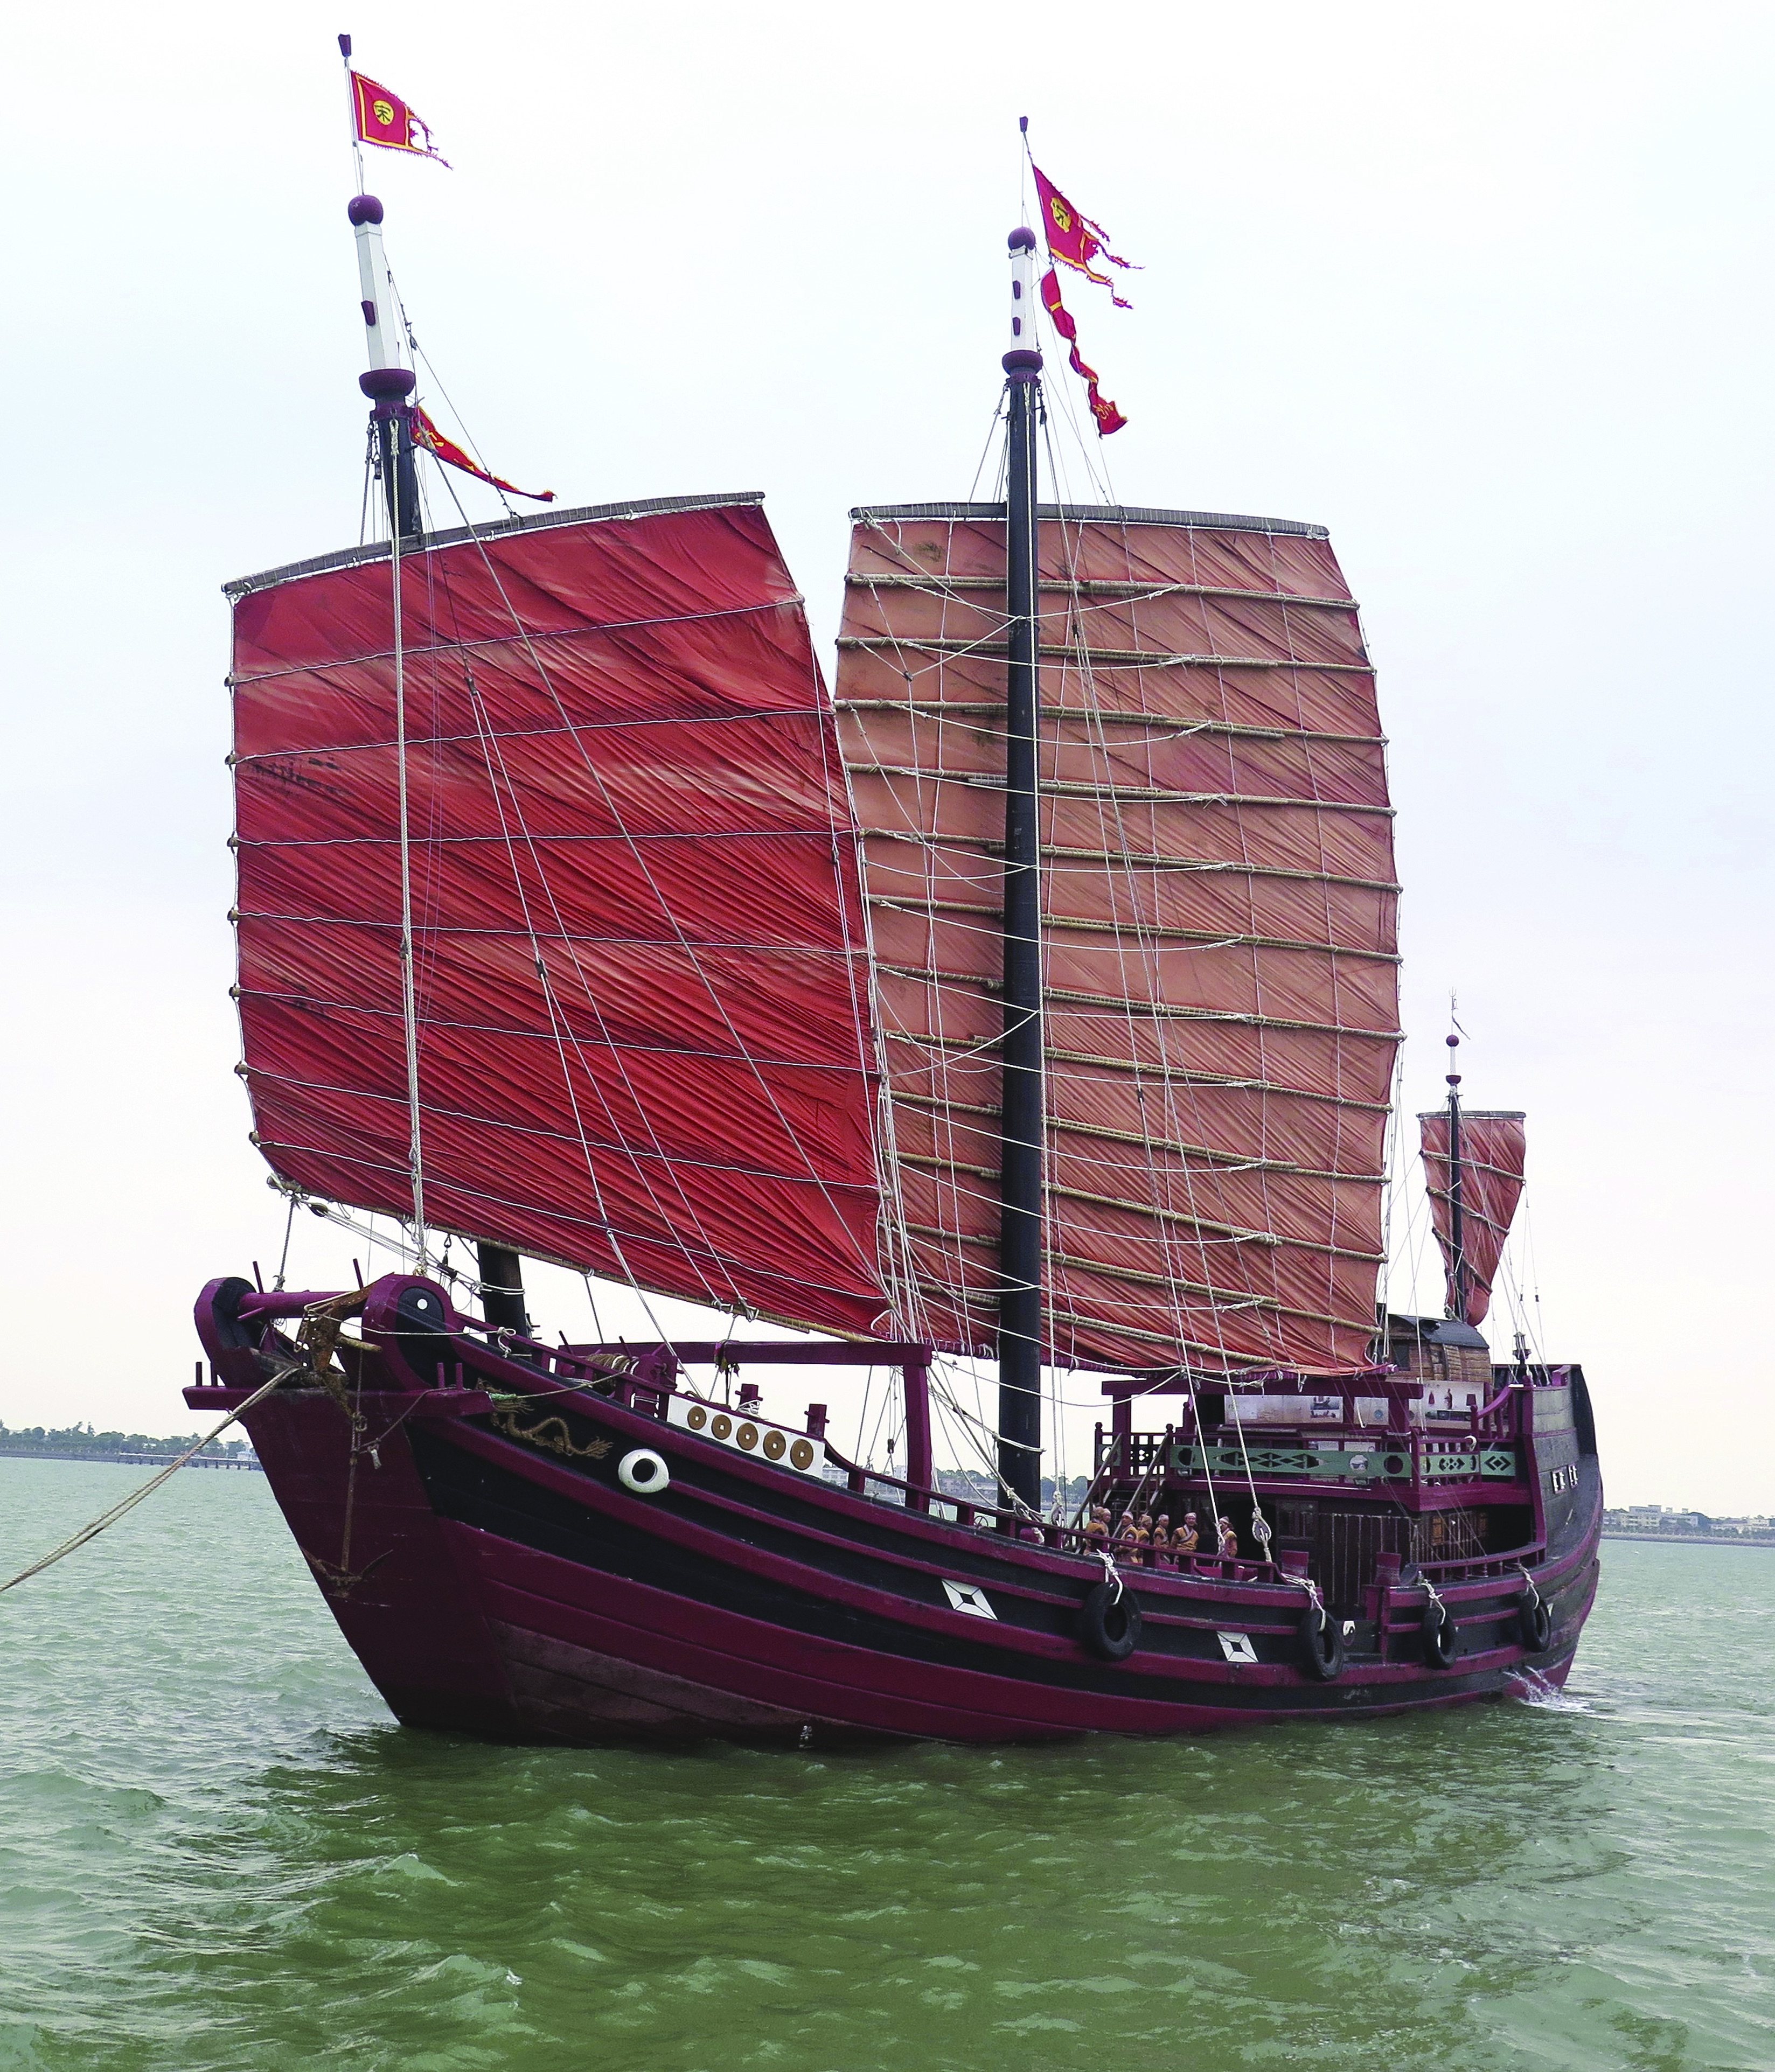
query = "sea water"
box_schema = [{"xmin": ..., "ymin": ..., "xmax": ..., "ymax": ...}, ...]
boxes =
[{"xmin": 0, "ymin": 1457, "xmax": 1767, "ymax": 2070}]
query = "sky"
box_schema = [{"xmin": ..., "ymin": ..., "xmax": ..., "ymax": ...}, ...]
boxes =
[{"xmin": 1, "ymin": 1, "xmax": 1770, "ymax": 1509}]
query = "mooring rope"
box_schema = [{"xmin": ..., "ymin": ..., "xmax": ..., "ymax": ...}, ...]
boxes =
[{"xmin": 0, "ymin": 1370, "xmax": 288, "ymax": 1598}]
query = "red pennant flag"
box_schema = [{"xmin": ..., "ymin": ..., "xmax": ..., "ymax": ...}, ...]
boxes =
[
  {"xmin": 413, "ymin": 406, "xmax": 553, "ymax": 503},
  {"xmin": 351, "ymin": 71, "xmax": 450, "ymax": 166},
  {"xmin": 1040, "ymin": 270, "xmax": 1127, "ymax": 437},
  {"xmin": 1031, "ymin": 164, "xmax": 1136, "ymax": 308}
]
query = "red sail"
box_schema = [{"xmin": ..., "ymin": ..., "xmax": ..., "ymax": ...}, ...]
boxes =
[
  {"xmin": 836, "ymin": 504, "xmax": 1401, "ymax": 1372},
  {"xmin": 1418, "ymin": 1110, "xmax": 1527, "ymax": 1328},
  {"xmin": 229, "ymin": 497, "xmax": 888, "ymax": 1337}
]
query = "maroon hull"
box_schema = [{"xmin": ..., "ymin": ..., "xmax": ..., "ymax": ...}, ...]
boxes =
[{"xmin": 191, "ymin": 1280, "xmax": 1600, "ymax": 1747}]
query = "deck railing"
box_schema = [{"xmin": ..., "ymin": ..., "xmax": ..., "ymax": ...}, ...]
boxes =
[{"xmin": 228, "ymin": 1290, "xmax": 1546, "ymax": 1589}]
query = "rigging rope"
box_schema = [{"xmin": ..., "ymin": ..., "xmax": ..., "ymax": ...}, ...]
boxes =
[
  {"xmin": 0, "ymin": 1370, "xmax": 289, "ymax": 1599},
  {"xmin": 388, "ymin": 496, "xmax": 429, "ymax": 1268}
]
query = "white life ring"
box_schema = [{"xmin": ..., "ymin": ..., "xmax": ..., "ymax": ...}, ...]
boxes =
[{"xmin": 617, "ymin": 1447, "xmax": 670, "ymax": 1496}]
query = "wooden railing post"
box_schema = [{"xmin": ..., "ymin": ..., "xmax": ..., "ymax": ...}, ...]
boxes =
[{"xmin": 903, "ymin": 1361, "xmax": 932, "ymax": 1513}]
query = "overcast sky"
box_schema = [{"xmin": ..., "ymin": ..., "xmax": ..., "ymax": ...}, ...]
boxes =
[{"xmin": 2, "ymin": 1, "xmax": 1769, "ymax": 1509}]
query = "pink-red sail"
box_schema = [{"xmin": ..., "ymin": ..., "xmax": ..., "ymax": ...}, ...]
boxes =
[
  {"xmin": 229, "ymin": 498, "xmax": 889, "ymax": 1336},
  {"xmin": 1418, "ymin": 1110, "xmax": 1527, "ymax": 1328},
  {"xmin": 835, "ymin": 504, "xmax": 1402, "ymax": 1372}
]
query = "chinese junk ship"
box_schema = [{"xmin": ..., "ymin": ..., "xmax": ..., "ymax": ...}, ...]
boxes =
[{"xmin": 190, "ymin": 186, "xmax": 1600, "ymax": 1746}]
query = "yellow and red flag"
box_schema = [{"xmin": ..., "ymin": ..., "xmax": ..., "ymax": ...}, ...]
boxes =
[
  {"xmin": 1028, "ymin": 159, "xmax": 1134, "ymax": 436},
  {"xmin": 1040, "ymin": 271, "xmax": 1126, "ymax": 436},
  {"xmin": 413, "ymin": 406, "xmax": 553, "ymax": 503},
  {"xmin": 351, "ymin": 71, "xmax": 450, "ymax": 166},
  {"xmin": 1032, "ymin": 164, "xmax": 1135, "ymax": 308}
]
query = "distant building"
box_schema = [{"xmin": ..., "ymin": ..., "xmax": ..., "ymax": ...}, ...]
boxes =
[{"xmin": 1601, "ymin": 1506, "xmax": 1773, "ymax": 1542}]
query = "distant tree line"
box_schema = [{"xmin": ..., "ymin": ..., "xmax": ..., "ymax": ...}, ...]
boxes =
[{"xmin": 0, "ymin": 1420, "xmax": 253, "ymax": 1459}]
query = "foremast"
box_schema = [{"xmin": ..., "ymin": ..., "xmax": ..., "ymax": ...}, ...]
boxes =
[
  {"xmin": 998, "ymin": 227, "xmax": 1045, "ymax": 1513},
  {"xmin": 343, "ymin": 171, "xmax": 532, "ymax": 1328},
  {"xmin": 336, "ymin": 56, "xmax": 455, "ymax": 1307}
]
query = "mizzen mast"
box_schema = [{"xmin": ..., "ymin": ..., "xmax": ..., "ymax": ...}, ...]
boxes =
[
  {"xmin": 1443, "ymin": 1030, "xmax": 1468, "ymax": 1320},
  {"xmin": 997, "ymin": 224, "xmax": 1045, "ymax": 1514}
]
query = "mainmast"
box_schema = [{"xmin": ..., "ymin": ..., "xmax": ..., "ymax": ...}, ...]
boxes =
[
  {"xmin": 1444, "ymin": 1031, "xmax": 1467, "ymax": 1320},
  {"xmin": 997, "ymin": 226, "xmax": 1045, "ymax": 1514}
]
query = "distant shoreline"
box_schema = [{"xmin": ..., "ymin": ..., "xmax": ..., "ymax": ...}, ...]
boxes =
[
  {"xmin": 1602, "ymin": 1531, "xmax": 1773, "ymax": 1549},
  {"xmin": 0, "ymin": 1447, "xmax": 262, "ymax": 1473}
]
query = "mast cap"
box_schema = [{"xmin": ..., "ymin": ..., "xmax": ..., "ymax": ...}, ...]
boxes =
[
  {"xmin": 360, "ymin": 365, "xmax": 415, "ymax": 399},
  {"xmin": 347, "ymin": 194, "xmax": 385, "ymax": 227},
  {"xmin": 1008, "ymin": 226, "xmax": 1038, "ymax": 253}
]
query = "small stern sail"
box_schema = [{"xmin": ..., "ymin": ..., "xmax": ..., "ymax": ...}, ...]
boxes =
[{"xmin": 1418, "ymin": 1110, "xmax": 1527, "ymax": 1327}]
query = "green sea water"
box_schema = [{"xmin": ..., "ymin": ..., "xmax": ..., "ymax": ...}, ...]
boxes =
[{"xmin": 0, "ymin": 1460, "xmax": 1768, "ymax": 2071}]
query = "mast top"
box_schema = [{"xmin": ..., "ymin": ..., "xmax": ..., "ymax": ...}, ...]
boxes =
[
  {"xmin": 1445, "ymin": 1029, "xmax": 1461, "ymax": 1088},
  {"xmin": 1004, "ymin": 227, "xmax": 1043, "ymax": 379}
]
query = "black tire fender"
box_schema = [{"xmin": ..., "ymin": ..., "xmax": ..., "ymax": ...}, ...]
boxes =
[
  {"xmin": 1518, "ymin": 1588, "xmax": 1554, "ymax": 1653},
  {"xmin": 1422, "ymin": 1601, "xmax": 1459, "ymax": 1670},
  {"xmin": 1079, "ymin": 1579, "xmax": 1141, "ymax": 1662},
  {"xmin": 199, "ymin": 1275, "xmax": 258, "ymax": 1352},
  {"xmin": 1298, "ymin": 1601, "xmax": 1345, "ymax": 1682}
]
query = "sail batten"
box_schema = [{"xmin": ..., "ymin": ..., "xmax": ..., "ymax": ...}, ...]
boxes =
[{"xmin": 840, "ymin": 508, "xmax": 1400, "ymax": 1372}]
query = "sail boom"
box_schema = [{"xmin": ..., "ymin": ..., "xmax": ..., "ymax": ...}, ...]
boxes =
[
  {"xmin": 837, "ymin": 700, "xmax": 1386, "ymax": 749},
  {"xmin": 851, "ymin": 764, "xmax": 1393, "ymax": 815},
  {"xmin": 224, "ymin": 491, "xmax": 770, "ymax": 600},
  {"xmin": 857, "ymin": 827, "xmax": 1401, "ymax": 894},
  {"xmin": 849, "ymin": 499, "xmax": 1332, "ymax": 538},
  {"xmin": 838, "ymin": 636, "xmax": 1378, "ymax": 675},
  {"xmin": 873, "ymin": 964, "xmax": 1401, "ymax": 1043},
  {"xmin": 864, "ymin": 895, "xmax": 1401, "ymax": 964},
  {"xmin": 845, "ymin": 574, "xmax": 1361, "ymax": 610}
]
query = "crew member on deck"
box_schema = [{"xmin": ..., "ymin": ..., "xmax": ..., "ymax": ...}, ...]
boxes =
[
  {"xmin": 1176, "ymin": 1512, "xmax": 1200, "ymax": 1557},
  {"xmin": 1216, "ymin": 1515, "xmax": 1238, "ymax": 1559}
]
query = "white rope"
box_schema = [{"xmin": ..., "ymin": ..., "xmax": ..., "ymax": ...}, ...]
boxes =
[
  {"xmin": 388, "ymin": 493, "xmax": 429, "ymax": 1268},
  {"xmin": 416, "ymin": 497, "xmax": 728, "ymax": 1324},
  {"xmin": 438, "ymin": 496, "xmax": 885, "ymax": 1307}
]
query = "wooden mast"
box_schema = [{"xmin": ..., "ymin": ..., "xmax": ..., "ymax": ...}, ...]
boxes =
[
  {"xmin": 1444, "ymin": 1031, "xmax": 1467, "ymax": 1320},
  {"xmin": 341, "ymin": 66, "xmax": 520, "ymax": 1330},
  {"xmin": 997, "ymin": 224, "xmax": 1045, "ymax": 1515}
]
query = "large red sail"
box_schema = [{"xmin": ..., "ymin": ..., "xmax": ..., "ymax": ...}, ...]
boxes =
[
  {"xmin": 229, "ymin": 497, "xmax": 888, "ymax": 1336},
  {"xmin": 836, "ymin": 504, "xmax": 1401, "ymax": 1372},
  {"xmin": 1418, "ymin": 1110, "xmax": 1527, "ymax": 1328}
]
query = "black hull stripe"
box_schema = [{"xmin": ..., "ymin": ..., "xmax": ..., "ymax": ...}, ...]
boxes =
[{"xmin": 412, "ymin": 1426, "xmax": 1598, "ymax": 1718}]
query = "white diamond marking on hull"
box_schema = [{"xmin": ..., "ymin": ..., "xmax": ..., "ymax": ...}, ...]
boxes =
[
  {"xmin": 1217, "ymin": 1631, "xmax": 1258, "ymax": 1664},
  {"xmin": 942, "ymin": 1580, "xmax": 997, "ymax": 1619}
]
